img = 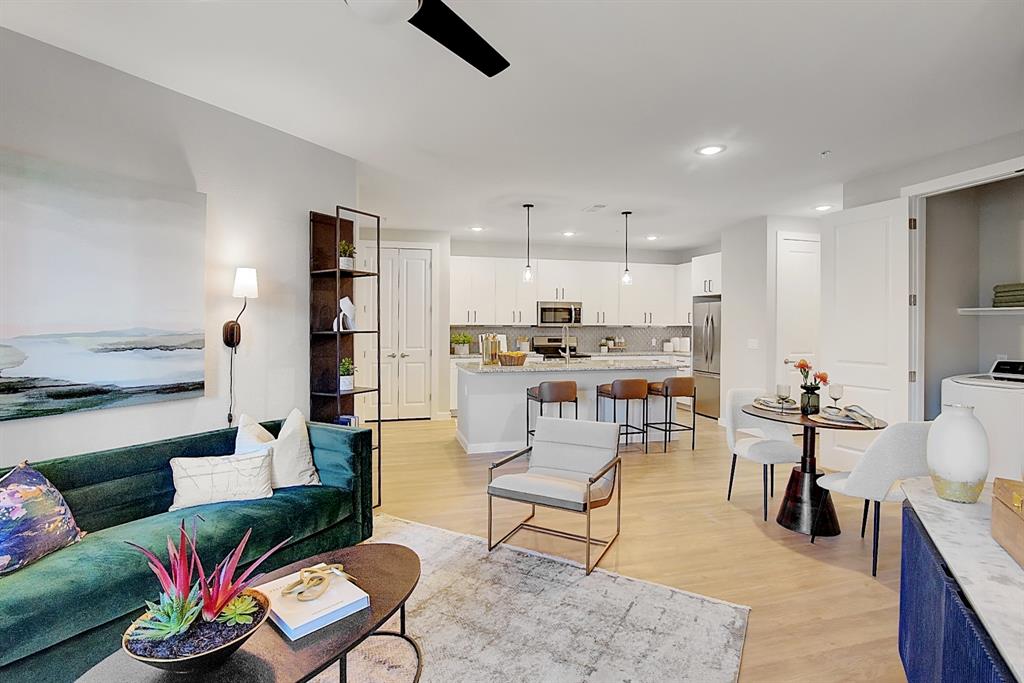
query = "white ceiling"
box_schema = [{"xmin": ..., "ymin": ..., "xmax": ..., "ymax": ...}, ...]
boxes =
[{"xmin": 2, "ymin": 0, "xmax": 1022, "ymax": 249}]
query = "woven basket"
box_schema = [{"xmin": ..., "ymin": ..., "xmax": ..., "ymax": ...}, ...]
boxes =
[{"xmin": 498, "ymin": 353, "xmax": 527, "ymax": 366}]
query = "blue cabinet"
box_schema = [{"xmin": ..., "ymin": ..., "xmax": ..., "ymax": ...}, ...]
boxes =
[{"xmin": 899, "ymin": 503, "xmax": 1014, "ymax": 682}]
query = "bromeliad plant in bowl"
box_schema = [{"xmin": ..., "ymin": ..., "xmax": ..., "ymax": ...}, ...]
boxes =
[{"xmin": 122, "ymin": 522, "xmax": 290, "ymax": 673}]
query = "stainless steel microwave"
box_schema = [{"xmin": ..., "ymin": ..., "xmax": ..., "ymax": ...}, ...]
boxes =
[{"xmin": 537, "ymin": 301, "xmax": 583, "ymax": 327}]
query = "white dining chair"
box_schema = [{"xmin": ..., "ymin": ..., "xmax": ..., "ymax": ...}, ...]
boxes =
[
  {"xmin": 724, "ymin": 388, "xmax": 802, "ymax": 521},
  {"xmin": 811, "ymin": 421, "xmax": 931, "ymax": 577}
]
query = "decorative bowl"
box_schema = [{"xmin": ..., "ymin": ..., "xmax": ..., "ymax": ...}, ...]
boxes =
[
  {"xmin": 122, "ymin": 588, "xmax": 270, "ymax": 673},
  {"xmin": 498, "ymin": 352, "xmax": 527, "ymax": 366}
]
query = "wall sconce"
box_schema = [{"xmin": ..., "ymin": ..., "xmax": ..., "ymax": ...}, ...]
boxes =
[
  {"xmin": 223, "ymin": 267, "xmax": 258, "ymax": 349},
  {"xmin": 224, "ymin": 267, "xmax": 258, "ymax": 425}
]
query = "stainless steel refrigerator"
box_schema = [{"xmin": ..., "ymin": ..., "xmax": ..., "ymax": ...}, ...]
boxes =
[{"xmin": 692, "ymin": 299, "xmax": 721, "ymax": 419}]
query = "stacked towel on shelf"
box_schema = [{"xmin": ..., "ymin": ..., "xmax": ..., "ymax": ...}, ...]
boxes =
[{"xmin": 992, "ymin": 283, "xmax": 1024, "ymax": 308}]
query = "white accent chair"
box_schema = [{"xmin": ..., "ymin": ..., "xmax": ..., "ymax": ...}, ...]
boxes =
[
  {"xmin": 812, "ymin": 421, "xmax": 931, "ymax": 577},
  {"xmin": 488, "ymin": 416, "xmax": 621, "ymax": 575},
  {"xmin": 724, "ymin": 388, "xmax": 802, "ymax": 521}
]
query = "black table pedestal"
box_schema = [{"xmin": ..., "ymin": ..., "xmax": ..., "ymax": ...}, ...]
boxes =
[{"xmin": 775, "ymin": 425, "xmax": 841, "ymax": 536}]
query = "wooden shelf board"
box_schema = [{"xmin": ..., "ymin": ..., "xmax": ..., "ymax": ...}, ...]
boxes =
[
  {"xmin": 310, "ymin": 387, "xmax": 378, "ymax": 398},
  {"xmin": 310, "ymin": 268, "xmax": 378, "ymax": 278},
  {"xmin": 957, "ymin": 307, "xmax": 1024, "ymax": 316}
]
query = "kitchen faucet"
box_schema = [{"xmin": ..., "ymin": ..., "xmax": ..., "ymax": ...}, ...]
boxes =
[{"xmin": 560, "ymin": 304, "xmax": 574, "ymax": 366}]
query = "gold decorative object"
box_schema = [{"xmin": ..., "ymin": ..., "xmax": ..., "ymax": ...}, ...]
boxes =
[{"xmin": 281, "ymin": 563, "xmax": 357, "ymax": 602}]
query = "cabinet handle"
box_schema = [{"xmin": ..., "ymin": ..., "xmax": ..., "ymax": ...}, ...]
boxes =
[
  {"xmin": 650, "ymin": 312, "xmax": 654, "ymax": 324},
  {"xmin": 466, "ymin": 310, "xmax": 470, "ymax": 323},
  {"xmin": 473, "ymin": 310, "xmax": 477, "ymax": 323},
  {"xmin": 688, "ymin": 312, "xmax": 691, "ymax": 324}
]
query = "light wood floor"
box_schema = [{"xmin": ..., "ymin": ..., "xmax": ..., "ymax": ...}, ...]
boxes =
[{"xmin": 374, "ymin": 414, "xmax": 906, "ymax": 682}]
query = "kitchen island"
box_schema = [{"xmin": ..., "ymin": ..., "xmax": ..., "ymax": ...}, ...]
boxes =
[{"xmin": 455, "ymin": 359, "xmax": 680, "ymax": 454}]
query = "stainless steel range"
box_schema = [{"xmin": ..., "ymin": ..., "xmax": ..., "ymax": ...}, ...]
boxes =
[{"xmin": 532, "ymin": 336, "xmax": 592, "ymax": 360}]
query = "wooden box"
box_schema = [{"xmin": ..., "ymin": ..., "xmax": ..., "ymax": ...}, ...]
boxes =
[{"xmin": 991, "ymin": 478, "xmax": 1024, "ymax": 569}]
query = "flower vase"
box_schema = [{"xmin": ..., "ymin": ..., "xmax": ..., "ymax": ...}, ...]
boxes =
[
  {"xmin": 800, "ymin": 385, "xmax": 820, "ymax": 415},
  {"xmin": 926, "ymin": 404, "xmax": 989, "ymax": 503}
]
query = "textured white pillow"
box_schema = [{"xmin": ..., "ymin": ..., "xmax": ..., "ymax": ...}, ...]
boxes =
[
  {"xmin": 234, "ymin": 410, "xmax": 320, "ymax": 489},
  {"xmin": 169, "ymin": 448, "xmax": 273, "ymax": 511}
]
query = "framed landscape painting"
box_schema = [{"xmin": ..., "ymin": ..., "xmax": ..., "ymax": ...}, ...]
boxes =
[{"xmin": 0, "ymin": 151, "xmax": 206, "ymax": 422}]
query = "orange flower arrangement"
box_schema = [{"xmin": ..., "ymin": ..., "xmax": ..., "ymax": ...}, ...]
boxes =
[{"xmin": 794, "ymin": 359, "xmax": 829, "ymax": 387}]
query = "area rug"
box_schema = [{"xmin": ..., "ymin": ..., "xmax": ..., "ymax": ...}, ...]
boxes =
[{"xmin": 327, "ymin": 514, "xmax": 749, "ymax": 682}]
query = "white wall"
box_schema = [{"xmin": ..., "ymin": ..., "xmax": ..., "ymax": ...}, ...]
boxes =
[
  {"xmin": 977, "ymin": 176, "xmax": 1024, "ymax": 367},
  {"xmin": 0, "ymin": 30, "xmax": 357, "ymax": 464},
  {"xmin": 451, "ymin": 239, "xmax": 707, "ymax": 265},
  {"xmin": 844, "ymin": 131, "xmax": 1024, "ymax": 209},
  {"xmin": 924, "ymin": 189, "xmax": 980, "ymax": 419}
]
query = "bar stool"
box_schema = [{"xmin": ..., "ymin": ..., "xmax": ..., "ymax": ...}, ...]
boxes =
[
  {"xmin": 596, "ymin": 378, "xmax": 649, "ymax": 452},
  {"xmin": 526, "ymin": 380, "xmax": 578, "ymax": 442},
  {"xmin": 645, "ymin": 377, "xmax": 697, "ymax": 452}
]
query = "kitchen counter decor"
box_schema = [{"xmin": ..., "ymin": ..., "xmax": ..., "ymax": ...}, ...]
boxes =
[
  {"xmin": 497, "ymin": 351, "xmax": 527, "ymax": 366},
  {"xmin": 122, "ymin": 522, "xmax": 289, "ymax": 673},
  {"xmin": 926, "ymin": 403, "xmax": 989, "ymax": 503}
]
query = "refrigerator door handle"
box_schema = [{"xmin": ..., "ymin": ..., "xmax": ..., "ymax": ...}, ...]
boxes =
[{"xmin": 709, "ymin": 315, "xmax": 715, "ymax": 366}]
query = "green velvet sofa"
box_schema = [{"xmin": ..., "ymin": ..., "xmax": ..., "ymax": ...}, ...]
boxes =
[{"xmin": 0, "ymin": 419, "xmax": 373, "ymax": 683}]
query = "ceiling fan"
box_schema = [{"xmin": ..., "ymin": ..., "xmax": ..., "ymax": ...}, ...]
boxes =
[{"xmin": 344, "ymin": 0, "xmax": 510, "ymax": 77}]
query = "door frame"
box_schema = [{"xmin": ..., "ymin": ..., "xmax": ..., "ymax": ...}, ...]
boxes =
[
  {"xmin": 900, "ymin": 156, "xmax": 1024, "ymax": 420},
  {"xmin": 378, "ymin": 240, "xmax": 438, "ymax": 421}
]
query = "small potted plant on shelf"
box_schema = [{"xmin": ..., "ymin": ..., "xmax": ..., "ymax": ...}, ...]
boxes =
[
  {"xmin": 451, "ymin": 333, "xmax": 472, "ymax": 356},
  {"xmin": 794, "ymin": 359, "xmax": 829, "ymax": 416},
  {"xmin": 339, "ymin": 357, "xmax": 356, "ymax": 391},
  {"xmin": 122, "ymin": 522, "xmax": 289, "ymax": 673},
  {"xmin": 338, "ymin": 241, "xmax": 356, "ymax": 270}
]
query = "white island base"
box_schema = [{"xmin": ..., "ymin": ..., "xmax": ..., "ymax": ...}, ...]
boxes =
[{"xmin": 455, "ymin": 360, "xmax": 683, "ymax": 454}]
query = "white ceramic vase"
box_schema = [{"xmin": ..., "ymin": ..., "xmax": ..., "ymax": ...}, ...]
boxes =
[
  {"xmin": 339, "ymin": 256, "xmax": 355, "ymax": 270},
  {"xmin": 926, "ymin": 403, "xmax": 989, "ymax": 503},
  {"xmin": 453, "ymin": 343, "xmax": 470, "ymax": 356},
  {"xmin": 339, "ymin": 375, "xmax": 354, "ymax": 392}
]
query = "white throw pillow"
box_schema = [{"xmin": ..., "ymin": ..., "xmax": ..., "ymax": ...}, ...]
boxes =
[
  {"xmin": 169, "ymin": 449, "xmax": 273, "ymax": 511},
  {"xmin": 234, "ymin": 410, "xmax": 320, "ymax": 489}
]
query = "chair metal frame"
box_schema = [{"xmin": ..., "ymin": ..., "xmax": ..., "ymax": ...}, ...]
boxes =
[
  {"xmin": 645, "ymin": 386, "xmax": 697, "ymax": 452},
  {"xmin": 487, "ymin": 444, "xmax": 622, "ymax": 575},
  {"xmin": 595, "ymin": 386, "xmax": 648, "ymax": 452},
  {"xmin": 526, "ymin": 390, "xmax": 579, "ymax": 444}
]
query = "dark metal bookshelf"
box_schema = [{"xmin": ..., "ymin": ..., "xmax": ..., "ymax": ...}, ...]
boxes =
[{"xmin": 309, "ymin": 206, "xmax": 383, "ymax": 507}]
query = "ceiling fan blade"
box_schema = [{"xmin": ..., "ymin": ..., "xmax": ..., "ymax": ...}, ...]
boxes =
[{"xmin": 408, "ymin": 0, "xmax": 510, "ymax": 77}]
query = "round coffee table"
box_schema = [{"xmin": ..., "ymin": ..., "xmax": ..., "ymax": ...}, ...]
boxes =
[
  {"xmin": 82, "ymin": 543, "xmax": 421, "ymax": 683},
  {"xmin": 741, "ymin": 404, "xmax": 887, "ymax": 536}
]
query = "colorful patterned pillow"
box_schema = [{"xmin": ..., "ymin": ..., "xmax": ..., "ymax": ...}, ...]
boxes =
[{"xmin": 0, "ymin": 462, "xmax": 85, "ymax": 575}]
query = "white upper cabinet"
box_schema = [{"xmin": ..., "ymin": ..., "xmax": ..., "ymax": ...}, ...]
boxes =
[
  {"xmin": 450, "ymin": 256, "xmax": 496, "ymax": 325},
  {"xmin": 577, "ymin": 261, "xmax": 620, "ymax": 325},
  {"xmin": 691, "ymin": 252, "xmax": 722, "ymax": 296},
  {"xmin": 674, "ymin": 262, "xmax": 693, "ymax": 325},
  {"xmin": 493, "ymin": 258, "xmax": 538, "ymax": 325},
  {"xmin": 618, "ymin": 263, "xmax": 676, "ymax": 325},
  {"xmin": 537, "ymin": 259, "xmax": 585, "ymax": 302}
]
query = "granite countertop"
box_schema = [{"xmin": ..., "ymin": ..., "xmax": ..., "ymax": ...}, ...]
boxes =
[
  {"xmin": 902, "ymin": 477, "xmax": 1023, "ymax": 679},
  {"xmin": 452, "ymin": 351, "xmax": 690, "ymax": 359},
  {"xmin": 456, "ymin": 359, "xmax": 678, "ymax": 374}
]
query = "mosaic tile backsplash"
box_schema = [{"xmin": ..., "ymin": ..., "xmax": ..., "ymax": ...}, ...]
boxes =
[{"xmin": 450, "ymin": 325, "xmax": 690, "ymax": 354}]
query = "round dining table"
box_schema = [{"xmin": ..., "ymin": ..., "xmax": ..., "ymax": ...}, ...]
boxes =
[{"xmin": 741, "ymin": 404, "xmax": 887, "ymax": 536}]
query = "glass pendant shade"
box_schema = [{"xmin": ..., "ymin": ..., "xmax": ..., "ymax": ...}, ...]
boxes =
[
  {"xmin": 522, "ymin": 264, "xmax": 533, "ymax": 283},
  {"xmin": 522, "ymin": 203, "xmax": 534, "ymax": 284},
  {"xmin": 621, "ymin": 269, "xmax": 632, "ymax": 286}
]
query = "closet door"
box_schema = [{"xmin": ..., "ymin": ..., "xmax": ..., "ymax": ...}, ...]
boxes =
[
  {"xmin": 397, "ymin": 249, "xmax": 432, "ymax": 419},
  {"xmin": 376, "ymin": 248, "xmax": 400, "ymax": 420}
]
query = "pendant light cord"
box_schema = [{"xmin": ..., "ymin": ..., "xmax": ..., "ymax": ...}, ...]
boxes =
[{"xmin": 622, "ymin": 210, "xmax": 631, "ymax": 270}]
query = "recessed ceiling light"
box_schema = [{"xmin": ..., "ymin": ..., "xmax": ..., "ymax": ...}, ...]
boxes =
[
  {"xmin": 646, "ymin": 235, "xmax": 658, "ymax": 241},
  {"xmin": 562, "ymin": 231, "xmax": 575, "ymax": 237},
  {"xmin": 696, "ymin": 144, "xmax": 726, "ymax": 156},
  {"xmin": 814, "ymin": 205, "xmax": 833, "ymax": 212},
  {"xmin": 469, "ymin": 226, "xmax": 484, "ymax": 232}
]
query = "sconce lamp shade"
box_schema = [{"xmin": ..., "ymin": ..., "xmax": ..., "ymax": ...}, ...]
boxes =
[{"xmin": 232, "ymin": 267, "xmax": 259, "ymax": 299}]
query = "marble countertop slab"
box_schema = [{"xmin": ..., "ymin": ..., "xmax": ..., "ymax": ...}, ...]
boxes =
[
  {"xmin": 902, "ymin": 477, "xmax": 1024, "ymax": 679},
  {"xmin": 456, "ymin": 359, "xmax": 678, "ymax": 374}
]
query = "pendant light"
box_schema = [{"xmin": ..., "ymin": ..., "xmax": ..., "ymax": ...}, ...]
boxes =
[
  {"xmin": 621, "ymin": 210, "xmax": 633, "ymax": 286},
  {"xmin": 522, "ymin": 203, "xmax": 534, "ymax": 283}
]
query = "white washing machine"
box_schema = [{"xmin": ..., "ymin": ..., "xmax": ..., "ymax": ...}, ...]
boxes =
[{"xmin": 941, "ymin": 360, "xmax": 1024, "ymax": 481}]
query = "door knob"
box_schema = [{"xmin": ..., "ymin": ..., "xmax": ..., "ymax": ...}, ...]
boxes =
[
  {"xmin": 784, "ymin": 358, "xmax": 796, "ymax": 365},
  {"xmin": 400, "ymin": 352, "xmax": 409, "ymax": 358},
  {"xmin": 387, "ymin": 352, "xmax": 397, "ymax": 358}
]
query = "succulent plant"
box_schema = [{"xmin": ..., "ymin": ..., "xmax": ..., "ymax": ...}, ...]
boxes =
[
  {"xmin": 131, "ymin": 583, "xmax": 202, "ymax": 641},
  {"xmin": 194, "ymin": 528, "xmax": 291, "ymax": 622},
  {"xmin": 217, "ymin": 594, "xmax": 259, "ymax": 626}
]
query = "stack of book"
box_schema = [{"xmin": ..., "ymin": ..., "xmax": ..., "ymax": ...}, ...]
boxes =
[
  {"xmin": 992, "ymin": 282, "xmax": 1024, "ymax": 308},
  {"xmin": 259, "ymin": 564, "xmax": 370, "ymax": 640}
]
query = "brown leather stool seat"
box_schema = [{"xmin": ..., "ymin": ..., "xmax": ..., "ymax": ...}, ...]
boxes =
[
  {"xmin": 595, "ymin": 378, "xmax": 650, "ymax": 451},
  {"xmin": 526, "ymin": 380, "xmax": 578, "ymax": 442},
  {"xmin": 645, "ymin": 376, "xmax": 697, "ymax": 452}
]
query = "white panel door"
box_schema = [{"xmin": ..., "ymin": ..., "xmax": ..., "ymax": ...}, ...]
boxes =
[
  {"xmin": 776, "ymin": 233, "xmax": 821, "ymax": 389},
  {"xmin": 819, "ymin": 198, "xmax": 910, "ymax": 470},
  {"xmin": 354, "ymin": 240, "xmax": 378, "ymax": 417},
  {"xmin": 397, "ymin": 249, "xmax": 431, "ymax": 419},
  {"xmin": 376, "ymin": 248, "xmax": 400, "ymax": 420}
]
